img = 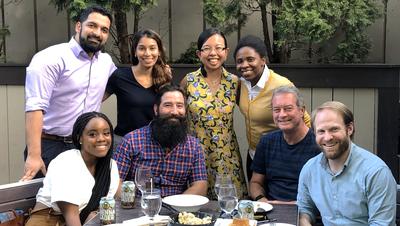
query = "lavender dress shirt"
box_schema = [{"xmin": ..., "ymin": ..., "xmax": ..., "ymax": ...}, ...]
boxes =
[{"xmin": 25, "ymin": 38, "xmax": 116, "ymax": 136}]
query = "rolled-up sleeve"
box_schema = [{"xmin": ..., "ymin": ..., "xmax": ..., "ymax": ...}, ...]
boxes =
[{"xmin": 25, "ymin": 54, "xmax": 60, "ymax": 113}]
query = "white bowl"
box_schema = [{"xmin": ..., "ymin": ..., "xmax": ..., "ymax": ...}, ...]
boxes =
[{"xmin": 162, "ymin": 194, "xmax": 209, "ymax": 212}]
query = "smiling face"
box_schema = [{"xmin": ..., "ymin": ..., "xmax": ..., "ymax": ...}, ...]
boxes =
[
  {"xmin": 154, "ymin": 91, "xmax": 186, "ymax": 119},
  {"xmin": 135, "ymin": 36, "xmax": 160, "ymax": 69},
  {"xmin": 235, "ymin": 46, "xmax": 266, "ymax": 86},
  {"xmin": 75, "ymin": 12, "xmax": 111, "ymax": 55},
  {"xmin": 197, "ymin": 34, "xmax": 228, "ymax": 71},
  {"xmin": 314, "ymin": 108, "xmax": 353, "ymax": 161},
  {"xmin": 272, "ymin": 92, "xmax": 305, "ymax": 133},
  {"xmin": 80, "ymin": 117, "xmax": 112, "ymax": 159}
]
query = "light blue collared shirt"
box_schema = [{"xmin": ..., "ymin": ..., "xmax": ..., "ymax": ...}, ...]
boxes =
[
  {"xmin": 25, "ymin": 38, "xmax": 117, "ymax": 136},
  {"xmin": 297, "ymin": 143, "xmax": 396, "ymax": 226}
]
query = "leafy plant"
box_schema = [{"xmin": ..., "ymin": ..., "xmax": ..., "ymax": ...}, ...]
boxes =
[
  {"xmin": 273, "ymin": 0, "xmax": 382, "ymax": 63},
  {"xmin": 225, "ymin": 0, "xmax": 383, "ymax": 63},
  {"xmin": 173, "ymin": 42, "xmax": 200, "ymax": 64}
]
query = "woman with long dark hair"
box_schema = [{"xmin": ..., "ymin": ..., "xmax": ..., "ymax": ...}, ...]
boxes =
[
  {"xmin": 103, "ymin": 29, "xmax": 171, "ymax": 149},
  {"xmin": 25, "ymin": 112, "xmax": 119, "ymax": 226},
  {"xmin": 180, "ymin": 28, "xmax": 247, "ymax": 200}
]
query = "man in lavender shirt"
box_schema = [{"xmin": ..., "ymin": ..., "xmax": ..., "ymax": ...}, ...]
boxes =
[{"xmin": 22, "ymin": 6, "xmax": 117, "ymax": 181}]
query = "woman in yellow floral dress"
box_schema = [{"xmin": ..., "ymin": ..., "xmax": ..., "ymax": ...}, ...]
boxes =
[{"xmin": 180, "ymin": 28, "xmax": 247, "ymax": 199}]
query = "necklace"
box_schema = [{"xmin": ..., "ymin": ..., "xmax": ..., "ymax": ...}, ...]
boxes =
[{"xmin": 207, "ymin": 76, "xmax": 221, "ymax": 86}]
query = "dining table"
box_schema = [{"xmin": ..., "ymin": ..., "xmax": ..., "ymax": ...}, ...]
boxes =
[{"xmin": 84, "ymin": 199, "xmax": 298, "ymax": 225}]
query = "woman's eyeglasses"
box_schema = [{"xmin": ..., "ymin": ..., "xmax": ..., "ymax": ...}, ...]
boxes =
[{"xmin": 200, "ymin": 46, "xmax": 226, "ymax": 54}]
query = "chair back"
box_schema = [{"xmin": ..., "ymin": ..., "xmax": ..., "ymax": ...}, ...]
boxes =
[{"xmin": 0, "ymin": 178, "xmax": 43, "ymax": 212}]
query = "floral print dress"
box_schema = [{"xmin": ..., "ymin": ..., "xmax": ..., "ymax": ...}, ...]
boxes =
[{"xmin": 185, "ymin": 67, "xmax": 247, "ymax": 199}]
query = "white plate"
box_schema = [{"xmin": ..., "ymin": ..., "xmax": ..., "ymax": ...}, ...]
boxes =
[
  {"xmin": 259, "ymin": 223, "xmax": 295, "ymax": 226},
  {"xmin": 252, "ymin": 201, "xmax": 273, "ymax": 212},
  {"xmin": 162, "ymin": 194, "xmax": 209, "ymax": 212},
  {"xmin": 214, "ymin": 218, "xmax": 257, "ymax": 226}
]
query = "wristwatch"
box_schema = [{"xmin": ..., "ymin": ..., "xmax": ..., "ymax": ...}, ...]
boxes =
[{"xmin": 254, "ymin": 194, "xmax": 265, "ymax": 201}]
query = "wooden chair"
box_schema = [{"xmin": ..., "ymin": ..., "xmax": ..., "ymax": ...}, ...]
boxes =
[{"xmin": 0, "ymin": 178, "xmax": 43, "ymax": 212}]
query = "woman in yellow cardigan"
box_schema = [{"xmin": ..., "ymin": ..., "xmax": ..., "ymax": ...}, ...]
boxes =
[{"xmin": 234, "ymin": 35, "xmax": 311, "ymax": 181}]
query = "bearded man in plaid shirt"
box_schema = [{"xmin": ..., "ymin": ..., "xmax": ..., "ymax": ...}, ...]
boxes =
[{"xmin": 113, "ymin": 84, "xmax": 207, "ymax": 197}]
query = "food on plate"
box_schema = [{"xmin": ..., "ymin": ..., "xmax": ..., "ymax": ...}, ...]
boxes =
[
  {"xmin": 178, "ymin": 212, "xmax": 212, "ymax": 225},
  {"xmin": 229, "ymin": 218, "xmax": 250, "ymax": 226}
]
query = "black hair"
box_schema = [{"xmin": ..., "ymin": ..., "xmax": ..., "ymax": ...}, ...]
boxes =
[
  {"xmin": 130, "ymin": 29, "xmax": 171, "ymax": 90},
  {"xmin": 77, "ymin": 5, "xmax": 113, "ymax": 25},
  {"xmin": 233, "ymin": 35, "xmax": 267, "ymax": 60},
  {"xmin": 197, "ymin": 28, "xmax": 227, "ymax": 77},
  {"xmin": 154, "ymin": 84, "xmax": 186, "ymax": 107},
  {"xmin": 71, "ymin": 111, "xmax": 114, "ymax": 223}
]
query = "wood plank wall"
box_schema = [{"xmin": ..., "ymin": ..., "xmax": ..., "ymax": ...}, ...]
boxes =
[{"xmin": 0, "ymin": 85, "xmax": 377, "ymax": 184}]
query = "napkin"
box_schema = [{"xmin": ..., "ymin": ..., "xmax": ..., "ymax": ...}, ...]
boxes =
[{"xmin": 122, "ymin": 215, "xmax": 171, "ymax": 226}]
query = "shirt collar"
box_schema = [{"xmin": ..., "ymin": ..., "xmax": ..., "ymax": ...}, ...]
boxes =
[
  {"xmin": 69, "ymin": 37, "xmax": 99, "ymax": 59},
  {"xmin": 240, "ymin": 64, "xmax": 270, "ymax": 89}
]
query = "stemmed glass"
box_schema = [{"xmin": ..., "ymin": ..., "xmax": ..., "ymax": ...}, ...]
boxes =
[
  {"xmin": 214, "ymin": 174, "xmax": 233, "ymax": 198},
  {"xmin": 218, "ymin": 184, "xmax": 238, "ymax": 219},
  {"xmin": 141, "ymin": 188, "xmax": 162, "ymax": 221},
  {"xmin": 135, "ymin": 166, "xmax": 153, "ymax": 194}
]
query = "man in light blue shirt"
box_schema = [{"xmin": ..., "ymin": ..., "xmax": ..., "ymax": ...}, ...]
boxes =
[{"xmin": 297, "ymin": 101, "xmax": 396, "ymax": 226}]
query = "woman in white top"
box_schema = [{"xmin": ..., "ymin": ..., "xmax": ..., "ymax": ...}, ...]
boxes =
[{"xmin": 26, "ymin": 112, "xmax": 119, "ymax": 226}]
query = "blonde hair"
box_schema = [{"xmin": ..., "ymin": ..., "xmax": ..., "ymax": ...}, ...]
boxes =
[{"xmin": 311, "ymin": 101, "xmax": 355, "ymax": 139}]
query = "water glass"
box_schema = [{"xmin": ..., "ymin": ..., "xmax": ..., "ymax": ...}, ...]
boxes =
[
  {"xmin": 141, "ymin": 188, "xmax": 162, "ymax": 220},
  {"xmin": 214, "ymin": 174, "xmax": 233, "ymax": 197},
  {"xmin": 135, "ymin": 166, "xmax": 153, "ymax": 194},
  {"xmin": 218, "ymin": 185, "xmax": 238, "ymax": 218}
]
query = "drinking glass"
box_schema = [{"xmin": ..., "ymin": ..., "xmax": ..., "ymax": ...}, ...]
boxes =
[
  {"xmin": 135, "ymin": 166, "xmax": 153, "ymax": 194},
  {"xmin": 218, "ymin": 184, "xmax": 238, "ymax": 218},
  {"xmin": 214, "ymin": 174, "xmax": 233, "ymax": 197},
  {"xmin": 141, "ymin": 188, "xmax": 162, "ymax": 220}
]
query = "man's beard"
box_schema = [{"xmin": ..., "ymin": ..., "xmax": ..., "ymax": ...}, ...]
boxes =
[
  {"xmin": 321, "ymin": 136, "xmax": 350, "ymax": 160},
  {"xmin": 151, "ymin": 115, "xmax": 188, "ymax": 149},
  {"xmin": 79, "ymin": 31, "xmax": 104, "ymax": 54}
]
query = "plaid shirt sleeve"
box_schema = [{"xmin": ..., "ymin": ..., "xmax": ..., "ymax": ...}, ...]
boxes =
[
  {"xmin": 112, "ymin": 133, "xmax": 135, "ymax": 181},
  {"xmin": 189, "ymin": 137, "xmax": 208, "ymax": 183}
]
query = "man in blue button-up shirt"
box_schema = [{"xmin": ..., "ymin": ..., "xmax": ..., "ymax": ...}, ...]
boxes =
[{"xmin": 297, "ymin": 101, "xmax": 396, "ymax": 226}]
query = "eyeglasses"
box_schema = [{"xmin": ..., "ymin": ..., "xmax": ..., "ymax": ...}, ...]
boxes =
[{"xmin": 200, "ymin": 46, "xmax": 226, "ymax": 54}]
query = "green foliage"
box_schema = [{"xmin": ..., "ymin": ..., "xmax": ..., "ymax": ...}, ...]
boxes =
[
  {"xmin": 273, "ymin": 0, "xmax": 382, "ymax": 63},
  {"xmin": 203, "ymin": 0, "xmax": 249, "ymax": 35},
  {"xmin": 173, "ymin": 42, "xmax": 200, "ymax": 64},
  {"xmin": 50, "ymin": 0, "xmax": 157, "ymax": 17},
  {"xmin": 332, "ymin": 0, "xmax": 381, "ymax": 62},
  {"xmin": 335, "ymin": 33, "xmax": 371, "ymax": 63}
]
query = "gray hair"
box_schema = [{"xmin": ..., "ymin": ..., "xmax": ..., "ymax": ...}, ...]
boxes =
[{"xmin": 272, "ymin": 85, "xmax": 305, "ymax": 108}]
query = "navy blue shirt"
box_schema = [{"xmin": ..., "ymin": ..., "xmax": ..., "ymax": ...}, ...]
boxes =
[{"xmin": 251, "ymin": 129, "xmax": 320, "ymax": 201}]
